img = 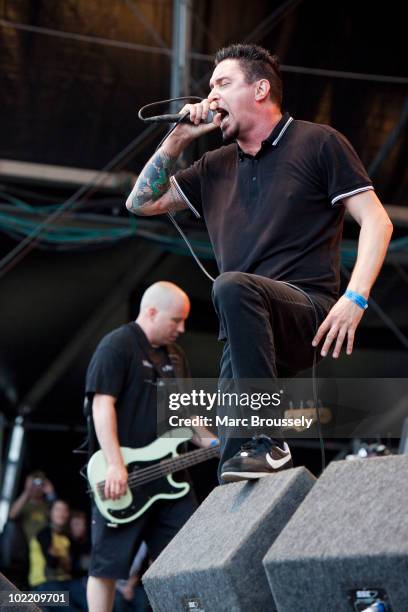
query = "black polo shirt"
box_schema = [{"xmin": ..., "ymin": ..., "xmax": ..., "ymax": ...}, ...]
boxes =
[{"xmin": 171, "ymin": 113, "xmax": 373, "ymax": 305}]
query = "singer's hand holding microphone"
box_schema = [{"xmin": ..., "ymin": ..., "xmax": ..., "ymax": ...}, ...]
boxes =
[
  {"xmin": 137, "ymin": 97, "xmax": 222, "ymax": 145},
  {"xmin": 174, "ymin": 100, "xmax": 222, "ymax": 139}
]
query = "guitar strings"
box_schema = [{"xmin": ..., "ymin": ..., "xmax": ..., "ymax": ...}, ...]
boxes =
[
  {"xmin": 116, "ymin": 446, "xmax": 218, "ymax": 488},
  {"xmin": 96, "ymin": 446, "xmax": 219, "ymax": 497}
]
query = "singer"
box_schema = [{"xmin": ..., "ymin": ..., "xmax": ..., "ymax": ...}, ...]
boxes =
[{"xmin": 126, "ymin": 44, "xmax": 393, "ymax": 483}]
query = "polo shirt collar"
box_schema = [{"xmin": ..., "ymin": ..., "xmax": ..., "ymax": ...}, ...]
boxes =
[
  {"xmin": 237, "ymin": 112, "xmax": 293, "ymax": 159},
  {"xmin": 264, "ymin": 112, "xmax": 293, "ymax": 147}
]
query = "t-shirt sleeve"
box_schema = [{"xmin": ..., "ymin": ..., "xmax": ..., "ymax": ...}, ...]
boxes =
[
  {"xmin": 170, "ymin": 156, "xmax": 206, "ymax": 217},
  {"xmin": 85, "ymin": 346, "xmax": 126, "ymax": 399},
  {"xmin": 318, "ymin": 130, "xmax": 374, "ymax": 206}
]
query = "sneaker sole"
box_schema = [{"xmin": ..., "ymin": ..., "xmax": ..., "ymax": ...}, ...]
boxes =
[
  {"xmin": 221, "ymin": 471, "xmax": 274, "ymax": 482},
  {"xmin": 221, "ymin": 463, "xmax": 293, "ymax": 483}
]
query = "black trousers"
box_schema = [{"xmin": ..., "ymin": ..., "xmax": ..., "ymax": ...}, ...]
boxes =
[{"xmin": 212, "ymin": 271, "xmax": 331, "ymax": 477}]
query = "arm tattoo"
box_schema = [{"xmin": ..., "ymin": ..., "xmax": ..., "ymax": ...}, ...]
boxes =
[{"xmin": 129, "ymin": 149, "xmax": 176, "ymax": 210}]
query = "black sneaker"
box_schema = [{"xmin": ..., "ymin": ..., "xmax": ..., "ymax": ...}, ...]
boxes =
[{"xmin": 220, "ymin": 435, "xmax": 292, "ymax": 483}]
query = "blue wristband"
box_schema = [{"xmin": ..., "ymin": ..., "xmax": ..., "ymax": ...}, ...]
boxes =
[
  {"xmin": 210, "ymin": 439, "xmax": 219, "ymax": 447},
  {"xmin": 344, "ymin": 289, "xmax": 368, "ymax": 310}
]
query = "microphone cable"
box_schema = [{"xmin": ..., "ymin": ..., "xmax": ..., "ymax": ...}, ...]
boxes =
[
  {"xmin": 166, "ymin": 211, "xmax": 215, "ymax": 283},
  {"xmin": 138, "ymin": 96, "xmax": 204, "ymax": 124},
  {"xmin": 280, "ymin": 281, "xmax": 325, "ymax": 473}
]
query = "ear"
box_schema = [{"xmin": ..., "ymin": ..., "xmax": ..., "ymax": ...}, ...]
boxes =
[
  {"xmin": 255, "ymin": 79, "xmax": 270, "ymax": 101},
  {"xmin": 148, "ymin": 307, "xmax": 157, "ymax": 319}
]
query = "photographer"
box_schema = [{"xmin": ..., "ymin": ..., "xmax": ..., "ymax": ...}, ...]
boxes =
[{"xmin": 10, "ymin": 471, "xmax": 57, "ymax": 542}]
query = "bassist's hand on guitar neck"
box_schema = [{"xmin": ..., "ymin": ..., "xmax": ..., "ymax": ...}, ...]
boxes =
[{"xmin": 105, "ymin": 462, "xmax": 128, "ymax": 501}]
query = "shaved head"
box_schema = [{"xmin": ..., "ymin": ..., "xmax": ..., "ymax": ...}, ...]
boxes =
[
  {"xmin": 137, "ymin": 281, "xmax": 190, "ymax": 346},
  {"xmin": 139, "ymin": 281, "xmax": 189, "ymax": 313}
]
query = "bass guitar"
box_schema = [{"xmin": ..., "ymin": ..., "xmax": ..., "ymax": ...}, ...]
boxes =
[{"xmin": 87, "ymin": 428, "xmax": 218, "ymax": 524}]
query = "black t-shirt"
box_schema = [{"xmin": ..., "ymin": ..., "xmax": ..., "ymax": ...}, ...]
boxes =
[
  {"xmin": 85, "ymin": 322, "xmax": 190, "ymax": 448},
  {"xmin": 171, "ymin": 113, "xmax": 373, "ymax": 306}
]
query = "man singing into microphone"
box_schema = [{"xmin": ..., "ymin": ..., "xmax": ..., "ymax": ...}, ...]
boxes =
[{"xmin": 126, "ymin": 44, "xmax": 393, "ymax": 483}]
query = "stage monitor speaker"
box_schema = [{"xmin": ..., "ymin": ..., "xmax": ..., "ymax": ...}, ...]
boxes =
[
  {"xmin": 263, "ymin": 455, "xmax": 408, "ymax": 612},
  {"xmin": 0, "ymin": 571, "xmax": 40, "ymax": 611},
  {"xmin": 143, "ymin": 467, "xmax": 315, "ymax": 612}
]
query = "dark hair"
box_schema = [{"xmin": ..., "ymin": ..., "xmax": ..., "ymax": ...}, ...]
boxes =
[
  {"xmin": 70, "ymin": 510, "xmax": 86, "ymax": 521},
  {"xmin": 51, "ymin": 498, "xmax": 70, "ymax": 511},
  {"xmin": 214, "ymin": 43, "xmax": 282, "ymax": 107}
]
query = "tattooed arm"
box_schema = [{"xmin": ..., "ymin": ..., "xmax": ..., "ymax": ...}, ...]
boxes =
[
  {"xmin": 126, "ymin": 101, "xmax": 220, "ymax": 216},
  {"xmin": 125, "ymin": 143, "xmax": 187, "ymax": 215}
]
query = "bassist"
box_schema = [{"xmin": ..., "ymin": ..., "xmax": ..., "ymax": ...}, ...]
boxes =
[{"xmin": 85, "ymin": 281, "xmax": 217, "ymax": 612}]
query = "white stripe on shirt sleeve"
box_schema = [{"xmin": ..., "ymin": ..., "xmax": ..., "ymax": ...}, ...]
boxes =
[
  {"xmin": 169, "ymin": 175, "xmax": 201, "ymax": 218},
  {"xmin": 331, "ymin": 185, "xmax": 374, "ymax": 206}
]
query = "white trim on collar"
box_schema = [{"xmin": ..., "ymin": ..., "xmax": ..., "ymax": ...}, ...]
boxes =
[{"xmin": 272, "ymin": 116, "xmax": 294, "ymax": 146}]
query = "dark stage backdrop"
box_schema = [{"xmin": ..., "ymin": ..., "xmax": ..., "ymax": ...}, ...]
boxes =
[{"xmin": 0, "ymin": 0, "xmax": 407, "ymax": 203}]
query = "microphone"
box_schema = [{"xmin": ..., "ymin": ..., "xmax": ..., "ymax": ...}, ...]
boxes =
[{"xmin": 140, "ymin": 109, "xmax": 215, "ymax": 124}]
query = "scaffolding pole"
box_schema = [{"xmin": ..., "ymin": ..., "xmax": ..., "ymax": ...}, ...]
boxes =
[{"xmin": 171, "ymin": 0, "xmax": 192, "ymax": 100}]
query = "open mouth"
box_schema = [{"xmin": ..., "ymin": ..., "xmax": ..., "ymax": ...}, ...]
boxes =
[{"xmin": 216, "ymin": 108, "xmax": 229, "ymax": 126}]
